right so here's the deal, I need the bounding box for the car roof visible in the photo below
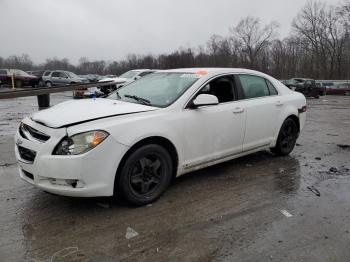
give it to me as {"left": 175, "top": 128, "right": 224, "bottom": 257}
{"left": 158, "top": 68, "right": 275, "bottom": 77}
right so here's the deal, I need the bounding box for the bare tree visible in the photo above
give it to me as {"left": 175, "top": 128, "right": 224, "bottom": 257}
{"left": 230, "top": 16, "right": 279, "bottom": 68}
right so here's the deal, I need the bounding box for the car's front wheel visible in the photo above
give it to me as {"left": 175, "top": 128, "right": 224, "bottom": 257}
{"left": 271, "top": 118, "right": 298, "bottom": 156}
{"left": 116, "top": 144, "right": 173, "bottom": 205}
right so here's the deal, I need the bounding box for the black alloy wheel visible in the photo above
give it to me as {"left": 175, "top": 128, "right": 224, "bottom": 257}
{"left": 116, "top": 144, "right": 173, "bottom": 205}
{"left": 271, "top": 118, "right": 298, "bottom": 156}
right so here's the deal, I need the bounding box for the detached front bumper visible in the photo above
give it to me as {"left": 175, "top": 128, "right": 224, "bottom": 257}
{"left": 15, "top": 118, "right": 128, "bottom": 197}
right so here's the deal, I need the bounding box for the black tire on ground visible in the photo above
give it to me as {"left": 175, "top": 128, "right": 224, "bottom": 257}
{"left": 45, "top": 81, "right": 52, "bottom": 87}
{"left": 115, "top": 144, "right": 173, "bottom": 205}
{"left": 271, "top": 118, "right": 298, "bottom": 156}
{"left": 15, "top": 80, "right": 22, "bottom": 88}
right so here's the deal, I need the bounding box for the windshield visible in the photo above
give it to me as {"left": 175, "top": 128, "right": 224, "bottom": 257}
{"left": 14, "top": 70, "right": 31, "bottom": 76}
{"left": 119, "top": 71, "right": 139, "bottom": 79}
{"left": 66, "top": 72, "right": 79, "bottom": 78}
{"left": 108, "top": 72, "right": 199, "bottom": 108}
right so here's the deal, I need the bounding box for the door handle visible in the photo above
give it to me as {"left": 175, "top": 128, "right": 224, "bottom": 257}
{"left": 232, "top": 107, "right": 244, "bottom": 114}
{"left": 276, "top": 101, "right": 284, "bottom": 106}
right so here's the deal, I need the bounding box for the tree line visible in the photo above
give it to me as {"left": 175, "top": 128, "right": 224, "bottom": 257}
{"left": 0, "top": 0, "right": 349, "bottom": 80}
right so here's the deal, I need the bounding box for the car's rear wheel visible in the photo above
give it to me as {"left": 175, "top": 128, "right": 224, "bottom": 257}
{"left": 116, "top": 144, "right": 173, "bottom": 205}
{"left": 271, "top": 118, "right": 298, "bottom": 156}
{"left": 46, "top": 81, "right": 52, "bottom": 87}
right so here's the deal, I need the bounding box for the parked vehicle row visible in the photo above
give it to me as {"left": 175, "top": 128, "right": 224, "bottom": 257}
{"left": 316, "top": 81, "right": 350, "bottom": 95}
{"left": 73, "top": 69, "right": 158, "bottom": 99}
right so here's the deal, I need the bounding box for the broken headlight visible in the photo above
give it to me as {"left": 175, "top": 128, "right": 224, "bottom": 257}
{"left": 53, "top": 130, "right": 109, "bottom": 155}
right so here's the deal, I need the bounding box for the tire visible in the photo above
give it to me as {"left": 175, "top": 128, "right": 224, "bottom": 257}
{"left": 115, "top": 144, "right": 173, "bottom": 205}
{"left": 45, "top": 81, "right": 52, "bottom": 87}
{"left": 15, "top": 80, "right": 22, "bottom": 88}
{"left": 271, "top": 118, "right": 298, "bottom": 156}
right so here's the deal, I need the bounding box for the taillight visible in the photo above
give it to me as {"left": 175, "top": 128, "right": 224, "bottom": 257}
{"left": 298, "top": 105, "right": 307, "bottom": 113}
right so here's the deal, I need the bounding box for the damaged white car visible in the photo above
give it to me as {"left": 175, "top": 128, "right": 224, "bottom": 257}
{"left": 15, "top": 68, "right": 306, "bottom": 205}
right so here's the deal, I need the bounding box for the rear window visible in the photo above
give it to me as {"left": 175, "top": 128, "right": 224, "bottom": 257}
{"left": 43, "top": 71, "right": 51, "bottom": 76}
{"left": 0, "top": 70, "right": 7, "bottom": 75}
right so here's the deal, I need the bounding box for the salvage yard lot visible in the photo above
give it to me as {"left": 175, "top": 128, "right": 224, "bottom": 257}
{"left": 0, "top": 95, "right": 350, "bottom": 261}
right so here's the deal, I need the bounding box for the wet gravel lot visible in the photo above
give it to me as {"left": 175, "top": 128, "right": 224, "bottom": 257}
{"left": 0, "top": 94, "right": 349, "bottom": 262}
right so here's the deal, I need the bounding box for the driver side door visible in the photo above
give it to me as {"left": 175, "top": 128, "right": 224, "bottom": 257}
{"left": 180, "top": 75, "right": 246, "bottom": 170}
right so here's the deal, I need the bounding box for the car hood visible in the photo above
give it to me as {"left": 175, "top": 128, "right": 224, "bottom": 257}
{"left": 99, "top": 77, "right": 128, "bottom": 83}
{"left": 31, "top": 98, "right": 158, "bottom": 128}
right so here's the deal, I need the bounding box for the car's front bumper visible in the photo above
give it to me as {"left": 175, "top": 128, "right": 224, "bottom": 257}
{"left": 15, "top": 118, "right": 129, "bottom": 197}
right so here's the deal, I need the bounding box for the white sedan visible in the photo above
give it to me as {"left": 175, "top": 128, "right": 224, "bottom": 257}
{"left": 15, "top": 68, "right": 306, "bottom": 205}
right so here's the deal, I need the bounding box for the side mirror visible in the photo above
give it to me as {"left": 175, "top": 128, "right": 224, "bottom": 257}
{"left": 192, "top": 94, "right": 219, "bottom": 108}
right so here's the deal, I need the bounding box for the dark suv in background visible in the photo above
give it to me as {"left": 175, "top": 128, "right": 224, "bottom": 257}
{"left": 285, "top": 78, "right": 326, "bottom": 98}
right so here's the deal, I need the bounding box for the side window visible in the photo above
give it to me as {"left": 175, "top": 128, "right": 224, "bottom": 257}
{"left": 266, "top": 80, "right": 278, "bottom": 95}
{"left": 239, "top": 75, "right": 270, "bottom": 99}
{"left": 0, "top": 70, "right": 7, "bottom": 75}
{"left": 43, "top": 71, "right": 51, "bottom": 76}
{"left": 197, "top": 76, "right": 235, "bottom": 103}
{"left": 59, "top": 72, "right": 68, "bottom": 78}
{"left": 51, "top": 72, "right": 60, "bottom": 77}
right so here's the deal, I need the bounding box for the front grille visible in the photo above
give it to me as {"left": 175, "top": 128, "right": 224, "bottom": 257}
{"left": 19, "top": 123, "right": 50, "bottom": 142}
{"left": 22, "top": 170, "right": 34, "bottom": 180}
{"left": 18, "top": 146, "right": 36, "bottom": 163}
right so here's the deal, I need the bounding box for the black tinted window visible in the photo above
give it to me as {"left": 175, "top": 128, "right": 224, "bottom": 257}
{"left": 0, "top": 70, "right": 7, "bottom": 75}
{"left": 51, "top": 72, "right": 60, "bottom": 77}
{"left": 239, "top": 75, "right": 270, "bottom": 99}
{"left": 266, "top": 80, "right": 278, "bottom": 95}
{"left": 198, "top": 76, "right": 235, "bottom": 103}
{"left": 43, "top": 71, "right": 51, "bottom": 76}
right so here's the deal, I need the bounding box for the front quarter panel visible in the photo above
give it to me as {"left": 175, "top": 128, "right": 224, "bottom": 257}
{"left": 67, "top": 110, "right": 185, "bottom": 174}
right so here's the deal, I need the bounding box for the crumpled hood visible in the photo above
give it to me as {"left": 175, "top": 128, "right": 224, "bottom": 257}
{"left": 31, "top": 99, "right": 158, "bottom": 128}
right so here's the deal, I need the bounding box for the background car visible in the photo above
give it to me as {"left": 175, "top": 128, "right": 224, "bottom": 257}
{"left": 98, "top": 69, "right": 158, "bottom": 95}
{"left": 285, "top": 78, "right": 325, "bottom": 98}
{"left": 27, "top": 70, "right": 47, "bottom": 86}
{"left": 78, "top": 74, "right": 103, "bottom": 83}
{"left": 73, "top": 86, "right": 104, "bottom": 99}
{"left": 0, "top": 69, "right": 39, "bottom": 88}
{"left": 325, "top": 83, "right": 350, "bottom": 95}
{"left": 41, "top": 70, "right": 88, "bottom": 87}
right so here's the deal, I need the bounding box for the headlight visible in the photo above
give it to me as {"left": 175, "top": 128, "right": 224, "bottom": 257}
{"left": 53, "top": 130, "right": 109, "bottom": 155}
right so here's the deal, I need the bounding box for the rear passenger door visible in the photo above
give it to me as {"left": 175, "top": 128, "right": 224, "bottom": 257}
{"left": 237, "top": 74, "right": 280, "bottom": 151}
{"left": 51, "top": 71, "right": 61, "bottom": 85}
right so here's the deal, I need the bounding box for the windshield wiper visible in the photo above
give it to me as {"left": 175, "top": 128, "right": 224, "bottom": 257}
{"left": 124, "top": 94, "right": 151, "bottom": 105}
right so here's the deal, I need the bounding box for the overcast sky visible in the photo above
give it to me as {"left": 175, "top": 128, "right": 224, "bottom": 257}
{"left": 0, "top": 0, "right": 338, "bottom": 64}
